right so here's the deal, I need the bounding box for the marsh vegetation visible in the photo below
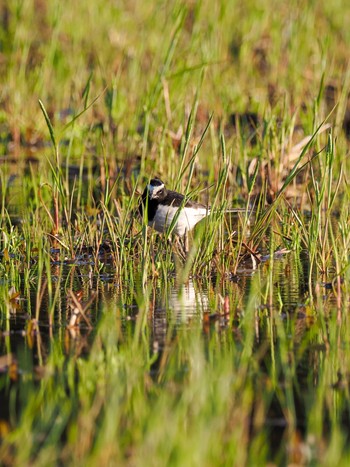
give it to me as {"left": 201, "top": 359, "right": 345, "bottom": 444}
{"left": 1, "top": 0, "right": 350, "bottom": 464}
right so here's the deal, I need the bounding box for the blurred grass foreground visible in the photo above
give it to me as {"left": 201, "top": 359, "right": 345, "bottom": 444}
{"left": 1, "top": 0, "right": 350, "bottom": 465}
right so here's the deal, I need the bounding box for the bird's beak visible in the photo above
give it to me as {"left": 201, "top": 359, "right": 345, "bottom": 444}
{"left": 147, "top": 184, "right": 156, "bottom": 199}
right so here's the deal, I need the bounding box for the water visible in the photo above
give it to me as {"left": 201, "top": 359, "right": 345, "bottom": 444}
{"left": 0, "top": 248, "right": 313, "bottom": 368}
{"left": 0, "top": 247, "right": 311, "bottom": 356}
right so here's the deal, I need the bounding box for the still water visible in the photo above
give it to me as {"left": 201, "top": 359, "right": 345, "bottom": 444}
{"left": 0, "top": 248, "right": 312, "bottom": 390}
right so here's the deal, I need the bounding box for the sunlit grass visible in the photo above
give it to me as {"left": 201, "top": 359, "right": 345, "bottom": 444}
{"left": 1, "top": 0, "right": 350, "bottom": 465}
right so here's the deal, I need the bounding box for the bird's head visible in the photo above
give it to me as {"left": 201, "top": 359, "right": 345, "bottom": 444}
{"left": 146, "top": 178, "right": 167, "bottom": 200}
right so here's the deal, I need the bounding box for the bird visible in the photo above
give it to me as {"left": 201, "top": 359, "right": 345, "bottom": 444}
{"left": 139, "top": 178, "right": 210, "bottom": 237}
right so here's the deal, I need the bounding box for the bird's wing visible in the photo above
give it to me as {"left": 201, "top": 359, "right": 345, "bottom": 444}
{"left": 165, "top": 190, "right": 207, "bottom": 209}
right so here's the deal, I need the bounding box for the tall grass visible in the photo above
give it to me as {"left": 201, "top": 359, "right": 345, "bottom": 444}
{"left": 1, "top": 0, "right": 350, "bottom": 465}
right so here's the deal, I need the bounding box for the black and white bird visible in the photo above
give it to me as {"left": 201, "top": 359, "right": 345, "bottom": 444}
{"left": 140, "top": 178, "right": 210, "bottom": 237}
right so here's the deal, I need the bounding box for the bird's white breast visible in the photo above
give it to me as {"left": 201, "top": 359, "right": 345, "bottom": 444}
{"left": 150, "top": 205, "right": 208, "bottom": 236}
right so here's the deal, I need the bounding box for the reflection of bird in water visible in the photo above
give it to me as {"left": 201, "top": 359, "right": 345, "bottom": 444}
{"left": 169, "top": 280, "right": 210, "bottom": 320}
{"left": 151, "top": 280, "right": 210, "bottom": 349}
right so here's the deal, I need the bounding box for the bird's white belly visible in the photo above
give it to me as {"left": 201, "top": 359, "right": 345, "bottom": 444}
{"left": 150, "top": 205, "right": 208, "bottom": 236}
